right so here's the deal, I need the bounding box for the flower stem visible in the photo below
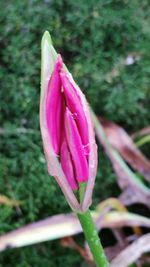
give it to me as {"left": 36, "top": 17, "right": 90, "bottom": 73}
{"left": 77, "top": 209, "right": 109, "bottom": 267}
{"left": 79, "top": 182, "right": 87, "bottom": 204}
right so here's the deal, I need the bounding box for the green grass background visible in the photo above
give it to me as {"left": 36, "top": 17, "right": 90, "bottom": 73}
{"left": 0, "top": 0, "right": 150, "bottom": 266}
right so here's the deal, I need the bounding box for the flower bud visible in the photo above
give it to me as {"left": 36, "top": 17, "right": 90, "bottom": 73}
{"left": 40, "top": 31, "right": 98, "bottom": 212}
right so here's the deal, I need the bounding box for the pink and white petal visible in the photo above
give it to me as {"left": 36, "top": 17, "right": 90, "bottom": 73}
{"left": 65, "top": 108, "right": 88, "bottom": 183}
{"left": 66, "top": 74, "right": 98, "bottom": 211}
{"left": 46, "top": 56, "right": 63, "bottom": 154}
{"left": 60, "top": 72, "right": 89, "bottom": 148}
{"left": 40, "top": 31, "right": 81, "bottom": 211}
{"left": 61, "top": 141, "right": 78, "bottom": 190}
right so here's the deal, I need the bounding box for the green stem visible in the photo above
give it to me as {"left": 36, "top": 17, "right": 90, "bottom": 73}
{"left": 77, "top": 210, "right": 109, "bottom": 267}
{"left": 79, "top": 182, "right": 87, "bottom": 204}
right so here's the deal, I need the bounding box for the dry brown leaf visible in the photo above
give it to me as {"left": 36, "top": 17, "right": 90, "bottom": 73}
{"left": 0, "top": 213, "right": 83, "bottom": 251}
{"left": 91, "top": 112, "right": 150, "bottom": 207}
{"left": 60, "top": 237, "right": 91, "bottom": 261}
{"left": 99, "top": 118, "right": 150, "bottom": 182}
{"left": 137, "top": 255, "right": 150, "bottom": 266}
{"left": 100, "top": 211, "right": 150, "bottom": 228}
{"left": 0, "top": 194, "right": 22, "bottom": 206}
{"left": 132, "top": 126, "right": 150, "bottom": 139}
{"left": 105, "top": 243, "right": 127, "bottom": 262}
{"left": 97, "top": 198, "right": 142, "bottom": 235}
{"left": 0, "top": 210, "right": 150, "bottom": 252}
{"left": 110, "top": 233, "right": 150, "bottom": 267}
{"left": 110, "top": 157, "right": 150, "bottom": 207}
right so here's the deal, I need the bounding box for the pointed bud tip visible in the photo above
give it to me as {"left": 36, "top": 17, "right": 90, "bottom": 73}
{"left": 60, "top": 70, "right": 70, "bottom": 77}
{"left": 55, "top": 54, "right": 63, "bottom": 70}
{"left": 60, "top": 72, "right": 72, "bottom": 89}
{"left": 42, "top": 31, "right": 53, "bottom": 46}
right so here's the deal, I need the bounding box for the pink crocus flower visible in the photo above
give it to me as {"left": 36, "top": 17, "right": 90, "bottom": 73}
{"left": 40, "top": 31, "right": 97, "bottom": 212}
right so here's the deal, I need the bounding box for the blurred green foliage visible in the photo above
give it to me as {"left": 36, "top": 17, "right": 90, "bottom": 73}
{"left": 0, "top": 0, "right": 150, "bottom": 266}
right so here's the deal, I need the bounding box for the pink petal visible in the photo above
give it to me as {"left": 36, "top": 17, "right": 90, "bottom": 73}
{"left": 63, "top": 76, "right": 98, "bottom": 211}
{"left": 60, "top": 141, "right": 78, "bottom": 190}
{"left": 60, "top": 72, "right": 89, "bottom": 152}
{"left": 46, "top": 55, "right": 63, "bottom": 154}
{"left": 41, "top": 31, "right": 98, "bottom": 212}
{"left": 65, "top": 108, "right": 88, "bottom": 183}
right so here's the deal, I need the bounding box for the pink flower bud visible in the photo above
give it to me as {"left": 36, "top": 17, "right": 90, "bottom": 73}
{"left": 65, "top": 108, "right": 88, "bottom": 183}
{"left": 60, "top": 141, "right": 78, "bottom": 191}
{"left": 60, "top": 71, "right": 89, "bottom": 150}
{"left": 40, "top": 31, "right": 98, "bottom": 212}
{"left": 46, "top": 55, "right": 63, "bottom": 154}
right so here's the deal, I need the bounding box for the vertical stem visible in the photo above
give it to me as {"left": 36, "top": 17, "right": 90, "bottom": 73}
{"left": 79, "top": 182, "right": 87, "bottom": 204}
{"left": 77, "top": 209, "right": 109, "bottom": 267}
